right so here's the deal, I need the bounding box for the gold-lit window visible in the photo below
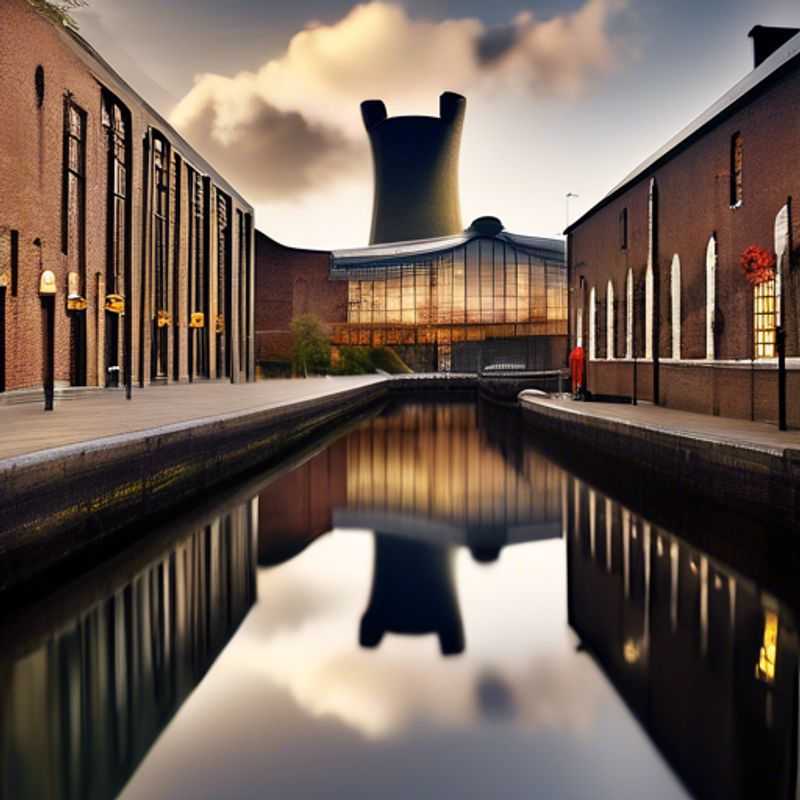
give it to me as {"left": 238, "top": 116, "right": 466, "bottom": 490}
{"left": 755, "top": 608, "right": 778, "bottom": 684}
{"left": 754, "top": 278, "right": 776, "bottom": 359}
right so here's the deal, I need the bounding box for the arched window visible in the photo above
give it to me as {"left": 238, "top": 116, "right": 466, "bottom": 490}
{"left": 645, "top": 178, "right": 656, "bottom": 359}
{"left": 588, "top": 286, "right": 596, "bottom": 360}
{"left": 625, "top": 268, "right": 633, "bottom": 358}
{"left": 606, "top": 279, "right": 615, "bottom": 359}
{"left": 774, "top": 204, "right": 789, "bottom": 329}
{"left": 753, "top": 203, "right": 790, "bottom": 359}
{"left": 730, "top": 133, "right": 743, "bottom": 207}
{"left": 670, "top": 254, "right": 681, "bottom": 359}
{"left": 706, "top": 235, "right": 717, "bottom": 359}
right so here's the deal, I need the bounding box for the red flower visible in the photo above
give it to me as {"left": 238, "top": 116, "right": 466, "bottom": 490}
{"left": 740, "top": 245, "right": 776, "bottom": 287}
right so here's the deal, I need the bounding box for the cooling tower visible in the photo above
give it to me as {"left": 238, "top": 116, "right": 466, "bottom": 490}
{"left": 361, "top": 91, "right": 466, "bottom": 245}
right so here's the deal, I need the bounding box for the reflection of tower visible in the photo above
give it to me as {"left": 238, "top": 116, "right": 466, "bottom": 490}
{"left": 361, "top": 92, "right": 466, "bottom": 244}
{"left": 360, "top": 534, "right": 465, "bottom": 655}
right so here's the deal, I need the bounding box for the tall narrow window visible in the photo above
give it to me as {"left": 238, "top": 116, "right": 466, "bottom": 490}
{"left": 188, "top": 170, "right": 209, "bottom": 378}
{"left": 62, "top": 96, "right": 86, "bottom": 288}
{"left": 646, "top": 179, "right": 656, "bottom": 359}
{"left": 754, "top": 279, "right": 777, "bottom": 359}
{"left": 588, "top": 286, "right": 596, "bottom": 360}
{"left": 103, "top": 94, "right": 130, "bottom": 386}
{"left": 576, "top": 307, "right": 583, "bottom": 348}
{"left": 152, "top": 134, "right": 170, "bottom": 379}
{"left": 606, "top": 280, "right": 615, "bottom": 359}
{"left": 730, "top": 133, "right": 743, "bottom": 207}
{"left": 216, "top": 191, "right": 232, "bottom": 378}
{"left": 670, "top": 254, "right": 681, "bottom": 359}
{"left": 706, "top": 235, "right": 717, "bottom": 360}
{"left": 619, "top": 208, "right": 628, "bottom": 250}
{"left": 625, "top": 268, "right": 633, "bottom": 358}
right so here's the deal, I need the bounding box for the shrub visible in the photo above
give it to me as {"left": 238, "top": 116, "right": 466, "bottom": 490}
{"left": 290, "top": 314, "right": 331, "bottom": 376}
{"left": 332, "top": 346, "right": 374, "bottom": 375}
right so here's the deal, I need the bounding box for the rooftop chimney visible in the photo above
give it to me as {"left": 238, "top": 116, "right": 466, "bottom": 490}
{"left": 748, "top": 25, "right": 800, "bottom": 68}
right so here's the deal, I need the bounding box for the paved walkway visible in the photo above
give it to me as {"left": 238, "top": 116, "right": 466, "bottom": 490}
{"left": 0, "top": 377, "right": 387, "bottom": 461}
{"left": 519, "top": 393, "right": 800, "bottom": 456}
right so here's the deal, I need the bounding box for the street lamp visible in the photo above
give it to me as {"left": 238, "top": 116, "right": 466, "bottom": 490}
{"left": 565, "top": 192, "right": 579, "bottom": 230}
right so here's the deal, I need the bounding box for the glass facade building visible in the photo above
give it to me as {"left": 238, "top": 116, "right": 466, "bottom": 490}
{"left": 330, "top": 222, "right": 567, "bottom": 371}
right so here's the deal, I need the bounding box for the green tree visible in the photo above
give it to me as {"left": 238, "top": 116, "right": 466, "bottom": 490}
{"left": 290, "top": 314, "right": 331, "bottom": 377}
{"left": 28, "top": 0, "right": 87, "bottom": 28}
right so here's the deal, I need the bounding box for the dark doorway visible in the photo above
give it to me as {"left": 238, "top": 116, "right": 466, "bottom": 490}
{"left": 70, "top": 311, "right": 87, "bottom": 386}
{"left": 42, "top": 295, "right": 55, "bottom": 410}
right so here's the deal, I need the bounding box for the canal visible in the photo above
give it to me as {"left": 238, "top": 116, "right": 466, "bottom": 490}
{"left": 1, "top": 394, "right": 797, "bottom": 800}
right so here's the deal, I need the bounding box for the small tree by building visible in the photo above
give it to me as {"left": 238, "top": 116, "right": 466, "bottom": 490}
{"left": 290, "top": 314, "right": 331, "bottom": 377}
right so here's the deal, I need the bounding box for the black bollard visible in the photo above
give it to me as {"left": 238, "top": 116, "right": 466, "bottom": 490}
{"left": 777, "top": 325, "right": 787, "bottom": 431}
{"left": 42, "top": 295, "right": 55, "bottom": 411}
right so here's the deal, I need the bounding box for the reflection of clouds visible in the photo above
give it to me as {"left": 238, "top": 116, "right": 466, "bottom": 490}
{"left": 120, "top": 531, "right": 688, "bottom": 800}
{"left": 235, "top": 533, "right": 604, "bottom": 739}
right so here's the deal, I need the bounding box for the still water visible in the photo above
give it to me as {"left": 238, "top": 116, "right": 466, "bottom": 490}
{"left": 1, "top": 396, "right": 797, "bottom": 800}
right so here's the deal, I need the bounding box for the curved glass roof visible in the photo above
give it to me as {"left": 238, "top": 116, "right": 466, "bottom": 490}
{"left": 331, "top": 223, "right": 565, "bottom": 270}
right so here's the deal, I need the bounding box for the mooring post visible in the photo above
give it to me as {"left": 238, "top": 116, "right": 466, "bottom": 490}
{"left": 42, "top": 295, "right": 55, "bottom": 412}
{"left": 777, "top": 325, "right": 787, "bottom": 431}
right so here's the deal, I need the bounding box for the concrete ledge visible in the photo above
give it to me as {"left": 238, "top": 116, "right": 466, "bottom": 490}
{"left": 0, "top": 381, "right": 389, "bottom": 595}
{"left": 519, "top": 395, "right": 800, "bottom": 528}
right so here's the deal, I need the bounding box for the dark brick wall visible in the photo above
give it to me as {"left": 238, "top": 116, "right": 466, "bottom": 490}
{"left": 254, "top": 230, "right": 346, "bottom": 362}
{"left": 570, "top": 50, "right": 800, "bottom": 423}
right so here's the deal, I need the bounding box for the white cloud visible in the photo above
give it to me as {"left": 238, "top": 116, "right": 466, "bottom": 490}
{"left": 170, "top": 0, "right": 631, "bottom": 202}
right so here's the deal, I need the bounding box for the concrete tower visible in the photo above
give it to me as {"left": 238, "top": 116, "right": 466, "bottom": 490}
{"left": 361, "top": 91, "right": 466, "bottom": 245}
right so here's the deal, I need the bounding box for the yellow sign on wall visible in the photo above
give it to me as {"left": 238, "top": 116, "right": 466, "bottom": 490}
{"left": 105, "top": 294, "right": 125, "bottom": 314}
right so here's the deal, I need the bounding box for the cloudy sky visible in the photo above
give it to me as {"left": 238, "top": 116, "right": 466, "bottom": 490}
{"left": 74, "top": 0, "right": 799, "bottom": 249}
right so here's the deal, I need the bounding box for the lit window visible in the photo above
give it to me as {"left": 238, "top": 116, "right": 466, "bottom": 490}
{"left": 730, "top": 133, "right": 743, "bottom": 207}
{"left": 754, "top": 278, "right": 777, "bottom": 359}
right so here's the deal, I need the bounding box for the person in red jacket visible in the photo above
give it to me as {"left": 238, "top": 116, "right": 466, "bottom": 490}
{"left": 569, "top": 345, "right": 585, "bottom": 396}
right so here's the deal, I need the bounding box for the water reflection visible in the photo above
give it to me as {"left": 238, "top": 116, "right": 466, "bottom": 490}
{"left": 258, "top": 400, "right": 563, "bottom": 570}
{"left": 566, "top": 477, "right": 799, "bottom": 800}
{"left": 0, "top": 500, "right": 258, "bottom": 800}
{"left": 1, "top": 398, "right": 799, "bottom": 800}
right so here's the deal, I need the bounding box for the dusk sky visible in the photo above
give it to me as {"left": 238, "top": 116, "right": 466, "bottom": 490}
{"left": 75, "top": 0, "right": 800, "bottom": 249}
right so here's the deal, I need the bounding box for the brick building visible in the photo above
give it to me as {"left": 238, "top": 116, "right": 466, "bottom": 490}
{"left": 0, "top": 0, "right": 255, "bottom": 397}
{"left": 254, "top": 231, "right": 346, "bottom": 365}
{"left": 566, "top": 26, "right": 800, "bottom": 425}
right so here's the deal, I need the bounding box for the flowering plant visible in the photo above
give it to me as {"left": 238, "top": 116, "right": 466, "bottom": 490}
{"left": 740, "top": 245, "right": 776, "bottom": 287}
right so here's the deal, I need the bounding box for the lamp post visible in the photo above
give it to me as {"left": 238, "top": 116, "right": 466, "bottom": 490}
{"left": 565, "top": 193, "right": 579, "bottom": 230}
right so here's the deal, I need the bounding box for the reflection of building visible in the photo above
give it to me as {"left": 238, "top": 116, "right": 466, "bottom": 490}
{"left": 360, "top": 535, "right": 465, "bottom": 655}
{"left": 1, "top": 0, "right": 255, "bottom": 395}
{"left": 0, "top": 499, "right": 258, "bottom": 800}
{"left": 257, "top": 441, "right": 347, "bottom": 566}
{"left": 335, "top": 401, "right": 564, "bottom": 558}
{"left": 254, "top": 94, "right": 566, "bottom": 372}
{"left": 254, "top": 400, "right": 564, "bottom": 568}
{"left": 566, "top": 477, "right": 799, "bottom": 800}
{"left": 567, "top": 26, "right": 800, "bottom": 424}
